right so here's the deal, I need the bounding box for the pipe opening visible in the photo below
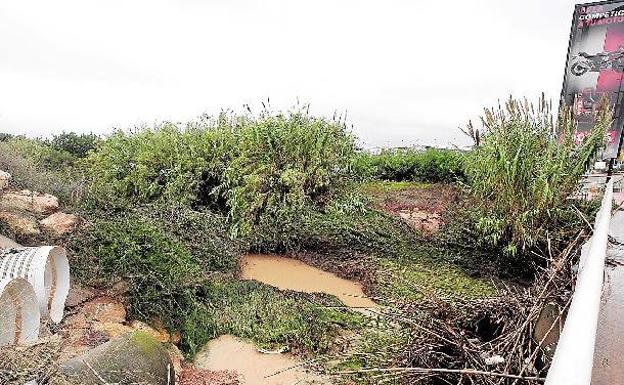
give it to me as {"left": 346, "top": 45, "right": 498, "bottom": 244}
{"left": 0, "top": 246, "right": 70, "bottom": 323}
{"left": 0, "top": 278, "right": 40, "bottom": 346}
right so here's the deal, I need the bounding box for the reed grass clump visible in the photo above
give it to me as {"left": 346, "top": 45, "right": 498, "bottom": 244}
{"left": 85, "top": 107, "right": 357, "bottom": 240}
{"left": 462, "top": 95, "right": 608, "bottom": 256}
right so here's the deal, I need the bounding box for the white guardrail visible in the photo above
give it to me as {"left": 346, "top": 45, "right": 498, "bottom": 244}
{"left": 545, "top": 179, "right": 614, "bottom": 385}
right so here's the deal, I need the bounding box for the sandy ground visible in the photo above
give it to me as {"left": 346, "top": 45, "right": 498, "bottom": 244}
{"left": 194, "top": 335, "right": 327, "bottom": 385}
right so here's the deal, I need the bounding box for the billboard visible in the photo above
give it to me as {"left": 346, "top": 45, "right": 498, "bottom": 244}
{"left": 562, "top": 0, "right": 624, "bottom": 158}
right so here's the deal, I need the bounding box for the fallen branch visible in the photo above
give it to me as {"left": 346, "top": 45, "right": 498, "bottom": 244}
{"left": 333, "top": 367, "right": 545, "bottom": 382}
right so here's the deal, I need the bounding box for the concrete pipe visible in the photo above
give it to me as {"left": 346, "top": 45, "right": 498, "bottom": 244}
{"left": 0, "top": 278, "right": 40, "bottom": 346}
{"left": 0, "top": 246, "right": 70, "bottom": 323}
{"left": 62, "top": 331, "right": 176, "bottom": 385}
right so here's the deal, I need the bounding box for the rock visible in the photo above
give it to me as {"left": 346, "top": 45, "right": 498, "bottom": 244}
{"left": 0, "top": 234, "right": 20, "bottom": 248}
{"left": 131, "top": 320, "right": 173, "bottom": 343}
{"left": 62, "top": 331, "right": 176, "bottom": 385}
{"left": 0, "top": 171, "right": 10, "bottom": 190}
{"left": 0, "top": 191, "right": 59, "bottom": 215}
{"left": 93, "top": 322, "right": 134, "bottom": 339}
{"left": 32, "top": 193, "right": 60, "bottom": 214}
{"left": 40, "top": 212, "right": 79, "bottom": 237}
{"left": 65, "top": 287, "right": 97, "bottom": 308}
{"left": 0, "top": 211, "right": 40, "bottom": 237}
{"left": 0, "top": 193, "right": 32, "bottom": 212}
{"left": 63, "top": 312, "right": 89, "bottom": 331}
{"left": 81, "top": 296, "right": 126, "bottom": 324}
{"left": 167, "top": 344, "right": 185, "bottom": 377}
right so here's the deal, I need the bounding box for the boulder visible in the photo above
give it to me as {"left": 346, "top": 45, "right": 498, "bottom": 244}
{"left": 0, "top": 191, "right": 59, "bottom": 215}
{"left": 40, "top": 212, "right": 79, "bottom": 237}
{"left": 62, "top": 331, "right": 176, "bottom": 385}
{"left": 0, "top": 211, "right": 40, "bottom": 237}
{"left": 32, "top": 193, "right": 60, "bottom": 214}
{"left": 81, "top": 296, "right": 127, "bottom": 324}
{"left": 131, "top": 320, "right": 174, "bottom": 343}
{"left": 0, "top": 171, "right": 10, "bottom": 190}
{"left": 0, "top": 234, "right": 20, "bottom": 248}
{"left": 65, "top": 286, "right": 97, "bottom": 308}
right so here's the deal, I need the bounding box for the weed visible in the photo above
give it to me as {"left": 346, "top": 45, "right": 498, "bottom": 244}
{"left": 462, "top": 96, "right": 607, "bottom": 257}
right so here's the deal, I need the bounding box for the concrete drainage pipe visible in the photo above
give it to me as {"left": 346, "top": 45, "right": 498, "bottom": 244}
{"left": 0, "top": 246, "right": 70, "bottom": 323}
{"left": 0, "top": 278, "right": 40, "bottom": 346}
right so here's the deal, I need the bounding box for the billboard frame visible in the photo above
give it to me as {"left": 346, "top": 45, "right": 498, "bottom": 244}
{"left": 560, "top": 0, "right": 624, "bottom": 171}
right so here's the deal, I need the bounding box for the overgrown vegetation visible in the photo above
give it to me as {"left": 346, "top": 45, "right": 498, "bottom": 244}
{"left": 86, "top": 109, "right": 356, "bottom": 241}
{"left": 0, "top": 140, "right": 84, "bottom": 203}
{"left": 70, "top": 207, "right": 362, "bottom": 357}
{"left": 354, "top": 147, "right": 465, "bottom": 183}
{"left": 461, "top": 97, "right": 607, "bottom": 256}
{"left": 0, "top": 95, "right": 605, "bottom": 382}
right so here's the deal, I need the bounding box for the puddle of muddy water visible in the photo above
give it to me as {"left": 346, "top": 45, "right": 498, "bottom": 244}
{"left": 240, "top": 254, "right": 377, "bottom": 308}
{"left": 194, "top": 335, "right": 327, "bottom": 385}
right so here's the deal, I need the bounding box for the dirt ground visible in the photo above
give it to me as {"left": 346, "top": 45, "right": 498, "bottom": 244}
{"left": 361, "top": 181, "right": 461, "bottom": 236}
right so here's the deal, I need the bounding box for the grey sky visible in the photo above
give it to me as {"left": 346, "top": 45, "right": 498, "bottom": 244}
{"left": 0, "top": 0, "right": 579, "bottom": 147}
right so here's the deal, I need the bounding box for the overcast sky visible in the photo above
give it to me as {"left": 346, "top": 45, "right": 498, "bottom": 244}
{"left": 0, "top": 0, "right": 580, "bottom": 147}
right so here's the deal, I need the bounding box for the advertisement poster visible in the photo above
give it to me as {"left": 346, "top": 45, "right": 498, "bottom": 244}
{"left": 562, "top": 0, "right": 624, "bottom": 158}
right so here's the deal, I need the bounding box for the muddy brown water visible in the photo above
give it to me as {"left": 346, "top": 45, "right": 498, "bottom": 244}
{"left": 240, "top": 254, "right": 377, "bottom": 308}
{"left": 194, "top": 255, "right": 376, "bottom": 383}
{"left": 194, "top": 335, "right": 327, "bottom": 385}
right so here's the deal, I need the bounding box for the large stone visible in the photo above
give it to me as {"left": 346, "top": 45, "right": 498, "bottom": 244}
{"left": 533, "top": 302, "right": 562, "bottom": 357}
{"left": 0, "top": 191, "right": 59, "bottom": 215}
{"left": 40, "top": 212, "right": 79, "bottom": 236}
{"left": 0, "top": 234, "right": 20, "bottom": 248}
{"left": 65, "top": 286, "right": 97, "bottom": 308}
{"left": 81, "top": 296, "right": 127, "bottom": 324}
{"left": 62, "top": 331, "right": 176, "bottom": 385}
{"left": 0, "top": 171, "right": 10, "bottom": 190}
{"left": 32, "top": 192, "right": 60, "bottom": 214}
{"left": 93, "top": 322, "right": 134, "bottom": 339}
{"left": 131, "top": 320, "right": 174, "bottom": 343}
{"left": 0, "top": 211, "right": 40, "bottom": 237}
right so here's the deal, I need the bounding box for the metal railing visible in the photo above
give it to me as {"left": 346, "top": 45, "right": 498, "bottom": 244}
{"left": 544, "top": 179, "right": 614, "bottom": 385}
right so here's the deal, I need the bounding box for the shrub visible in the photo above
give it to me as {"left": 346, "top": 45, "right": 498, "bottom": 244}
{"left": 85, "top": 124, "right": 232, "bottom": 205}
{"left": 462, "top": 96, "right": 607, "bottom": 256}
{"left": 49, "top": 132, "right": 99, "bottom": 158}
{"left": 353, "top": 148, "right": 465, "bottom": 183}
{"left": 5, "top": 137, "right": 75, "bottom": 169}
{"left": 0, "top": 140, "right": 85, "bottom": 204}
{"left": 223, "top": 110, "right": 356, "bottom": 237}
{"left": 85, "top": 108, "right": 357, "bottom": 241}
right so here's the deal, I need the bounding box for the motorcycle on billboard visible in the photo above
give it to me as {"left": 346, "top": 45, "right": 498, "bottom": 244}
{"left": 561, "top": 1, "right": 624, "bottom": 159}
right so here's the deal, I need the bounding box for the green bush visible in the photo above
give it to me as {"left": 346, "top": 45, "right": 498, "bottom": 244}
{"left": 353, "top": 148, "right": 465, "bottom": 183}
{"left": 463, "top": 96, "right": 607, "bottom": 256}
{"left": 5, "top": 137, "right": 76, "bottom": 169}
{"left": 49, "top": 132, "right": 99, "bottom": 159}
{"left": 85, "top": 108, "right": 356, "bottom": 240}
{"left": 85, "top": 123, "right": 233, "bottom": 205}
{"left": 0, "top": 140, "right": 85, "bottom": 204}
{"left": 223, "top": 111, "right": 356, "bottom": 237}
